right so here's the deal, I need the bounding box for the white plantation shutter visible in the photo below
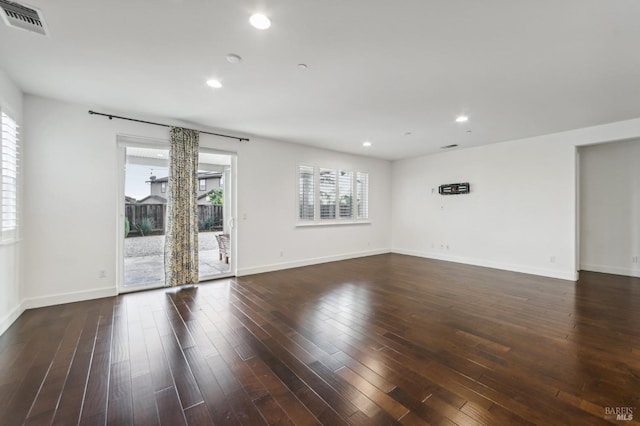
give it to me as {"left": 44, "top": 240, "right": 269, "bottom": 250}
{"left": 319, "top": 168, "right": 337, "bottom": 219}
{"left": 297, "top": 165, "right": 368, "bottom": 223}
{"left": 298, "top": 165, "right": 315, "bottom": 220}
{"left": 357, "top": 172, "right": 369, "bottom": 219}
{"left": 339, "top": 170, "right": 353, "bottom": 218}
{"left": 1, "top": 112, "right": 19, "bottom": 240}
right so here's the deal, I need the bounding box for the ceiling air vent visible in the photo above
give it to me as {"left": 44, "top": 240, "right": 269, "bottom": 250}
{"left": 0, "top": 0, "right": 48, "bottom": 35}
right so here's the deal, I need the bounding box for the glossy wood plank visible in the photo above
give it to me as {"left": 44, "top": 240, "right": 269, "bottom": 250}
{"left": 183, "top": 402, "right": 215, "bottom": 426}
{"left": 1, "top": 254, "right": 639, "bottom": 424}
{"left": 53, "top": 307, "right": 102, "bottom": 425}
{"left": 155, "top": 386, "right": 187, "bottom": 426}
{"left": 79, "top": 305, "right": 114, "bottom": 425}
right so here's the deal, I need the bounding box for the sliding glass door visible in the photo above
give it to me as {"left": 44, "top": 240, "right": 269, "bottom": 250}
{"left": 119, "top": 142, "right": 234, "bottom": 292}
{"left": 122, "top": 146, "right": 169, "bottom": 289}
{"left": 195, "top": 151, "right": 233, "bottom": 281}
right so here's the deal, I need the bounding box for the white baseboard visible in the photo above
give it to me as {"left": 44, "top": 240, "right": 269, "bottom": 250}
{"left": 1, "top": 286, "right": 118, "bottom": 337}
{"left": 0, "top": 301, "right": 25, "bottom": 336}
{"left": 392, "top": 248, "right": 578, "bottom": 281}
{"left": 580, "top": 263, "right": 640, "bottom": 278}
{"left": 237, "top": 248, "right": 391, "bottom": 276}
{"left": 22, "top": 286, "right": 118, "bottom": 310}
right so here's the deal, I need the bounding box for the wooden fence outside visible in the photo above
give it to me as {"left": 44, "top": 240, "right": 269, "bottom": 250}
{"left": 198, "top": 204, "right": 224, "bottom": 229}
{"left": 125, "top": 204, "right": 223, "bottom": 235}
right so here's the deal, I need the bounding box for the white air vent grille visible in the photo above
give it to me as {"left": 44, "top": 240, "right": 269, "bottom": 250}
{"left": 0, "top": 0, "right": 47, "bottom": 35}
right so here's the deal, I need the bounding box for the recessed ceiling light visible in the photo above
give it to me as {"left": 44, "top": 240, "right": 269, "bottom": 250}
{"left": 404, "top": 131, "right": 412, "bottom": 136}
{"left": 455, "top": 115, "right": 469, "bottom": 123}
{"left": 226, "top": 53, "right": 242, "bottom": 64}
{"left": 362, "top": 141, "right": 372, "bottom": 147}
{"left": 441, "top": 144, "right": 459, "bottom": 149}
{"left": 206, "top": 79, "right": 222, "bottom": 88}
{"left": 249, "top": 13, "right": 271, "bottom": 29}
{"left": 297, "top": 63, "right": 308, "bottom": 70}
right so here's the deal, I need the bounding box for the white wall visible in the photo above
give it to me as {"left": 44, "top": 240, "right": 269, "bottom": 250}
{"left": 580, "top": 139, "right": 640, "bottom": 277}
{"left": 22, "top": 95, "right": 391, "bottom": 306}
{"left": 0, "top": 69, "right": 23, "bottom": 335}
{"left": 392, "top": 118, "right": 640, "bottom": 281}
{"left": 236, "top": 138, "right": 391, "bottom": 275}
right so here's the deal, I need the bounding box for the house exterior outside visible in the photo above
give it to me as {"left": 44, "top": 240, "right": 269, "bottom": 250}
{"left": 136, "top": 195, "right": 167, "bottom": 205}
{"left": 143, "top": 171, "right": 223, "bottom": 205}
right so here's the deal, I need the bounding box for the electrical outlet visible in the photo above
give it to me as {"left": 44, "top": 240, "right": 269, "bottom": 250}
{"left": 549, "top": 256, "right": 556, "bottom": 264}
{"left": 98, "top": 270, "right": 106, "bottom": 278}
{"left": 632, "top": 256, "right": 639, "bottom": 264}
{"left": 446, "top": 244, "right": 450, "bottom": 250}
{"left": 279, "top": 250, "right": 284, "bottom": 257}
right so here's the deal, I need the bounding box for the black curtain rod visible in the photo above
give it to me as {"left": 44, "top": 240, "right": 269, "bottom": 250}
{"left": 88, "top": 110, "right": 249, "bottom": 142}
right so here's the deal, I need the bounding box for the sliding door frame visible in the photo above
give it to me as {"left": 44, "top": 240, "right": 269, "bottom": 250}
{"left": 198, "top": 148, "right": 237, "bottom": 283}
{"left": 116, "top": 134, "right": 237, "bottom": 294}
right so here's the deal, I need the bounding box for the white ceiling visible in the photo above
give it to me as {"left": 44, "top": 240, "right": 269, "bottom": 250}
{"left": 1, "top": 0, "right": 639, "bottom": 160}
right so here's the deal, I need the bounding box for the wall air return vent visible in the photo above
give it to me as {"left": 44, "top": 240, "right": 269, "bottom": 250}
{"left": 0, "top": 0, "right": 48, "bottom": 35}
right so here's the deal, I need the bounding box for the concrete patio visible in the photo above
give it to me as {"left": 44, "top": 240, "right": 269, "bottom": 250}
{"left": 124, "top": 232, "right": 230, "bottom": 286}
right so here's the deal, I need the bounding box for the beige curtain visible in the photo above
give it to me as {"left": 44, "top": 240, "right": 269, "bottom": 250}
{"left": 164, "top": 127, "right": 199, "bottom": 286}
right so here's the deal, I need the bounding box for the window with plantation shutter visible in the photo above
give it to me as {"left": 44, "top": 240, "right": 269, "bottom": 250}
{"left": 339, "top": 170, "right": 353, "bottom": 218}
{"left": 357, "top": 172, "right": 369, "bottom": 219}
{"left": 1, "top": 111, "right": 19, "bottom": 241}
{"left": 298, "top": 165, "right": 315, "bottom": 220}
{"left": 297, "top": 164, "right": 369, "bottom": 224}
{"left": 319, "top": 168, "right": 337, "bottom": 220}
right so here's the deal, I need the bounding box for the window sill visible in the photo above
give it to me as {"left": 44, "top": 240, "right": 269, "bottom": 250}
{"left": 296, "top": 221, "right": 371, "bottom": 228}
{"left": 0, "top": 238, "right": 20, "bottom": 246}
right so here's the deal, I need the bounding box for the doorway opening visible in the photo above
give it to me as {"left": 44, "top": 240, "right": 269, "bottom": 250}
{"left": 577, "top": 139, "right": 640, "bottom": 278}
{"left": 118, "top": 141, "right": 235, "bottom": 292}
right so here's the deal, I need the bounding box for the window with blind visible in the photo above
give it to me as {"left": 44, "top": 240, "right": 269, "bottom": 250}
{"left": 357, "top": 172, "right": 369, "bottom": 219}
{"left": 298, "top": 164, "right": 368, "bottom": 223}
{"left": 339, "top": 170, "right": 353, "bottom": 218}
{"left": 298, "top": 165, "right": 315, "bottom": 220}
{"left": 1, "top": 111, "right": 19, "bottom": 241}
{"left": 319, "top": 168, "right": 337, "bottom": 219}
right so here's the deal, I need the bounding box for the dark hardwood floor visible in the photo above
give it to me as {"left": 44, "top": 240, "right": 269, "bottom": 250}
{"left": 1, "top": 253, "right": 639, "bottom": 425}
